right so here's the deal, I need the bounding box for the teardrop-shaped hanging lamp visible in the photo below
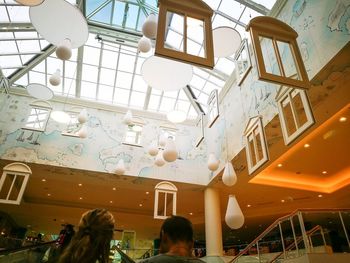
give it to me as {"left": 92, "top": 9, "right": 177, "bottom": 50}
{"left": 138, "top": 36, "right": 152, "bottom": 53}
{"left": 163, "top": 138, "right": 178, "bottom": 162}
{"left": 78, "top": 109, "right": 88, "bottom": 124}
{"left": 56, "top": 38, "right": 72, "bottom": 61}
{"left": 155, "top": 150, "right": 166, "bottom": 167}
{"left": 142, "top": 13, "right": 158, "bottom": 39}
{"left": 222, "top": 162, "right": 237, "bottom": 186}
{"left": 123, "top": 110, "right": 133, "bottom": 125}
{"left": 225, "top": 195, "right": 244, "bottom": 229}
{"left": 49, "top": 69, "right": 61, "bottom": 86}
{"left": 207, "top": 153, "right": 219, "bottom": 171}
{"left": 148, "top": 140, "right": 159, "bottom": 156}
{"left": 77, "top": 126, "right": 88, "bottom": 139}
{"left": 114, "top": 159, "right": 126, "bottom": 175}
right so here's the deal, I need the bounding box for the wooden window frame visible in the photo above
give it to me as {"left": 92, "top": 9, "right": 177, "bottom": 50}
{"left": 154, "top": 181, "right": 177, "bottom": 220}
{"left": 234, "top": 38, "right": 252, "bottom": 86}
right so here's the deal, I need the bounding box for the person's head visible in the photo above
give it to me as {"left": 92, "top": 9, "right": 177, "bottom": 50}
{"left": 59, "top": 209, "right": 115, "bottom": 263}
{"left": 159, "top": 216, "right": 194, "bottom": 255}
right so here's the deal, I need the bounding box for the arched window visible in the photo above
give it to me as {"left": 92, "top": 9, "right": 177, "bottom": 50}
{"left": 154, "top": 181, "right": 177, "bottom": 219}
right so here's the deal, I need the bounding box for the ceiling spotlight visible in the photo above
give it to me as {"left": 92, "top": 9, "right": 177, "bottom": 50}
{"left": 304, "top": 143, "right": 310, "bottom": 148}
{"left": 339, "top": 117, "right": 347, "bottom": 122}
{"left": 277, "top": 164, "right": 283, "bottom": 167}
{"left": 318, "top": 194, "right": 323, "bottom": 198}
{"left": 110, "top": 200, "right": 113, "bottom": 203}
{"left": 78, "top": 183, "right": 82, "bottom": 186}
{"left": 247, "top": 204, "right": 251, "bottom": 208}
{"left": 42, "top": 179, "right": 46, "bottom": 182}
{"left": 189, "top": 212, "right": 193, "bottom": 215}
{"left": 139, "top": 203, "right": 143, "bottom": 207}
{"left": 146, "top": 191, "right": 149, "bottom": 195}
{"left": 281, "top": 199, "right": 285, "bottom": 203}
{"left": 47, "top": 193, "right": 51, "bottom": 196}
{"left": 79, "top": 197, "right": 83, "bottom": 200}
{"left": 322, "top": 171, "right": 327, "bottom": 175}
{"left": 113, "top": 187, "right": 116, "bottom": 191}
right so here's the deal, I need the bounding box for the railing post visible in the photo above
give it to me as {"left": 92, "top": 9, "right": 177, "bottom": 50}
{"left": 339, "top": 211, "right": 350, "bottom": 249}
{"left": 297, "top": 211, "right": 310, "bottom": 253}
{"left": 278, "top": 222, "right": 286, "bottom": 259}
{"left": 257, "top": 241, "right": 261, "bottom": 263}
{"left": 290, "top": 216, "right": 299, "bottom": 257}
{"left": 320, "top": 227, "right": 328, "bottom": 253}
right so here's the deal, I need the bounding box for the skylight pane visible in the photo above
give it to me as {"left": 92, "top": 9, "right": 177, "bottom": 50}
{"left": 64, "top": 61, "right": 77, "bottom": 79}
{"left": 29, "top": 71, "right": 45, "bottom": 84}
{"left": 129, "top": 91, "right": 146, "bottom": 109}
{"left": 240, "top": 8, "right": 262, "bottom": 24}
{"left": 81, "top": 81, "right": 97, "bottom": 99}
{"left": 0, "top": 41, "right": 17, "bottom": 53}
{"left": 102, "top": 50, "right": 118, "bottom": 69}
{"left": 112, "top": 1, "right": 126, "bottom": 27}
{"left": 7, "top": 6, "right": 30, "bottom": 22}
{"left": 47, "top": 57, "right": 63, "bottom": 74}
{"left": 215, "top": 58, "right": 235, "bottom": 75}
{"left": 159, "top": 97, "right": 175, "bottom": 112}
{"left": 218, "top": 0, "right": 245, "bottom": 20}
{"left": 0, "top": 7, "right": 9, "bottom": 22}
{"left": 90, "top": 1, "right": 113, "bottom": 24}
{"left": 148, "top": 94, "right": 160, "bottom": 111}
{"left": 16, "top": 40, "right": 40, "bottom": 53}
{"left": 116, "top": 71, "right": 132, "bottom": 89}
{"left": 212, "top": 14, "right": 236, "bottom": 28}
{"left": 100, "top": 68, "right": 115, "bottom": 86}
{"left": 118, "top": 53, "right": 135, "bottom": 72}
{"left": 113, "top": 88, "right": 130, "bottom": 106}
{"left": 97, "top": 84, "right": 114, "bottom": 103}
{"left": 86, "top": 0, "right": 103, "bottom": 16}
{"left": 32, "top": 61, "right": 45, "bottom": 73}
{"left": 163, "top": 90, "right": 178, "bottom": 99}
{"left": 64, "top": 78, "right": 76, "bottom": 96}
{"left": 83, "top": 46, "right": 100, "bottom": 65}
{"left": 0, "top": 56, "right": 21, "bottom": 67}
{"left": 253, "top": 0, "right": 277, "bottom": 9}
{"left": 125, "top": 4, "right": 139, "bottom": 29}
{"left": 82, "top": 64, "right": 98, "bottom": 82}
{"left": 132, "top": 75, "right": 148, "bottom": 92}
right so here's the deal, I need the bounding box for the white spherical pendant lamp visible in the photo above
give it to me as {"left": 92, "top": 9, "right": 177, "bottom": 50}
{"left": 77, "top": 126, "right": 88, "bottom": 139}
{"left": 163, "top": 138, "right": 178, "bottom": 162}
{"left": 142, "top": 14, "right": 157, "bottom": 39}
{"left": 222, "top": 162, "right": 237, "bottom": 186}
{"left": 49, "top": 69, "right": 61, "bottom": 86}
{"left": 167, "top": 110, "right": 186, "bottom": 123}
{"left": 225, "top": 195, "right": 244, "bottom": 229}
{"left": 114, "top": 159, "right": 126, "bottom": 175}
{"left": 207, "top": 153, "right": 220, "bottom": 171}
{"left": 155, "top": 150, "right": 166, "bottom": 167}
{"left": 51, "top": 110, "right": 70, "bottom": 124}
{"left": 138, "top": 36, "right": 152, "bottom": 53}
{"left": 148, "top": 141, "right": 159, "bottom": 156}
{"left": 77, "top": 109, "right": 88, "bottom": 124}
{"left": 56, "top": 38, "right": 72, "bottom": 61}
{"left": 123, "top": 110, "right": 133, "bottom": 125}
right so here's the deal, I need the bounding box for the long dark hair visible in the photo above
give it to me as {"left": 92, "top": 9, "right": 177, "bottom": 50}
{"left": 59, "top": 209, "right": 115, "bottom": 263}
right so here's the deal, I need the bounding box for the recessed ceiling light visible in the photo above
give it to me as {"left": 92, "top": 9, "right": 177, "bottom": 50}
{"left": 112, "top": 187, "right": 116, "bottom": 191}
{"left": 318, "top": 194, "right": 323, "bottom": 198}
{"left": 277, "top": 164, "right": 283, "bottom": 168}
{"left": 339, "top": 117, "right": 347, "bottom": 122}
{"left": 47, "top": 193, "right": 51, "bottom": 196}
{"left": 110, "top": 201, "right": 113, "bottom": 203}
{"left": 78, "top": 183, "right": 82, "bottom": 186}
{"left": 281, "top": 199, "right": 285, "bottom": 203}
{"left": 304, "top": 143, "right": 310, "bottom": 148}
{"left": 79, "top": 197, "right": 83, "bottom": 200}
{"left": 189, "top": 212, "right": 193, "bottom": 215}
{"left": 42, "top": 179, "right": 46, "bottom": 182}
{"left": 247, "top": 204, "right": 251, "bottom": 208}
{"left": 139, "top": 204, "right": 143, "bottom": 207}
{"left": 146, "top": 191, "right": 149, "bottom": 195}
{"left": 322, "top": 171, "right": 327, "bottom": 175}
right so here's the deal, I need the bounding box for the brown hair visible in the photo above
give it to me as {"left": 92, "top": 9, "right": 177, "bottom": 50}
{"left": 59, "top": 209, "right": 115, "bottom": 263}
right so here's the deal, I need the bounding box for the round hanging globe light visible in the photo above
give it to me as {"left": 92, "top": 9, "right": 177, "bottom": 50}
{"left": 142, "top": 13, "right": 158, "bottom": 39}
{"left": 51, "top": 110, "right": 70, "bottom": 124}
{"left": 167, "top": 110, "right": 187, "bottom": 124}
{"left": 222, "top": 162, "right": 237, "bottom": 186}
{"left": 138, "top": 36, "right": 152, "bottom": 53}
{"left": 207, "top": 153, "right": 220, "bottom": 171}
{"left": 155, "top": 150, "right": 166, "bottom": 167}
{"left": 225, "top": 195, "right": 245, "bottom": 229}
{"left": 77, "top": 109, "right": 88, "bottom": 124}
{"left": 14, "top": 0, "right": 44, "bottom": 6}
{"left": 56, "top": 38, "right": 72, "bottom": 61}
{"left": 213, "top": 27, "right": 242, "bottom": 58}
{"left": 148, "top": 141, "right": 159, "bottom": 156}
{"left": 77, "top": 126, "right": 88, "bottom": 139}
{"left": 123, "top": 110, "right": 133, "bottom": 125}
{"left": 163, "top": 138, "right": 178, "bottom": 162}
{"left": 26, "top": 83, "right": 54, "bottom": 101}
{"left": 49, "top": 69, "right": 61, "bottom": 86}
{"left": 114, "top": 159, "right": 126, "bottom": 175}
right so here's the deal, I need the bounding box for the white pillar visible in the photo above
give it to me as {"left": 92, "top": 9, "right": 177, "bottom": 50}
{"left": 204, "top": 187, "right": 223, "bottom": 256}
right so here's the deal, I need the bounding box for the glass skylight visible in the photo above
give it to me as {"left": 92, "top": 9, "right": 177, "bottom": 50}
{"left": 3, "top": 0, "right": 277, "bottom": 121}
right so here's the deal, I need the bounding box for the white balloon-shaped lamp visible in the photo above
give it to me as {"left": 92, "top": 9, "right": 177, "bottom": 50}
{"left": 163, "top": 138, "right": 178, "bottom": 162}
{"left": 56, "top": 38, "right": 72, "bottom": 61}
{"left": 148, "top": 141, "right": 159, "bottom": 156}
{"left": 142, "top": 14, "right": 158, "bottom": 39}
{"left": 49, "top": 69, "right": 61, "bottom": 86}
{"left": 222, "top": 162, "right": 237, "bottom": 186}
{"left": 225, "top": 195, "right": 245, "bottom": 229}
{"left": 77, "top": 126, "right": 88, "bottom": 139}
{"left": 155, "top": 150, "right": 166, "bottom": 167}
{"left": 158, "top": 135, "right": 167, "bottom": 148}
{"left": 123, "top": 110, "right": 133, "bottom": 125}
{"left": 207, "top": 153, "right": 220, "bottom": 171}
{"left": 114, "top": 159, "right": 126, "bottom": 175}
{"left": 77, "top": 109, "right": 88, "bottom": 124}
{"left": 138, "top": 36, "right": 152, "bottom": 53}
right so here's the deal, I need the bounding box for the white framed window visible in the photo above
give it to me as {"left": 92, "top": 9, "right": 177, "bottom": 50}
{"left": 195, "top": 113, "right": 204, "bottom": 147}
{"left": 0, "top": 163, "right": 31, "bottom": 205}
{"left": 207, "top": 89, "right": 219, "bottom": 128}
{"left": 154, "top": 181, "right": 177, "bottom": 220}
{"left": 234, "top": 39, "right": 252, "bottom": 86}
{"left": 276, "top": 86, "right": 315, "bottom": 145}
{"left": 123, "top": 117, "right": 145, "bottom": 147}
{"left": 244, "top": 116, "right": 269, "bottom": 175}
{"left": 23, "top": 100, "right": 52, "bottom": 132}
{"left": 61, "top": 108, "right": 84, "bottom": 137}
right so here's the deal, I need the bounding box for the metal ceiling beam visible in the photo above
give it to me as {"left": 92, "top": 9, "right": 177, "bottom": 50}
{"left": 214, "top": 10, "right": 247, "bottom": 28}
{"left": 234, "top": 0, "right": 269, "bottom": 15}
{"left": 8, "top": 44, "right": 55, "bottom": 85}
{"left": 184, "top": 85, "right": 205, "bottom": 115}
{"left": 0, "top": 23, "right": 35, "bottom": 32}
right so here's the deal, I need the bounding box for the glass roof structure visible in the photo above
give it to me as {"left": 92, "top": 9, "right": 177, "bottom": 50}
{"left": 0, "top": 0, "right": 277, "bottom": 121}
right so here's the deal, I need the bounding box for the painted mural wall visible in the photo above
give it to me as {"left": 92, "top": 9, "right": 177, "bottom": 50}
{"left": 0, "top": 93, "right": 210, "bottom": 185}
{"left": 205, "top": 0, "right": 350, "bottom": 178}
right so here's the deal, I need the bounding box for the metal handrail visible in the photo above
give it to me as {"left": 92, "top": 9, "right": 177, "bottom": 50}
{"left": 0, "top": 240, "right": 55, "bottom": 256}
{"left": 267, "top": 225, "right": 322, "bottom": 263}
{"left": 229, "top": 208, "right": 350, "bottom": 263}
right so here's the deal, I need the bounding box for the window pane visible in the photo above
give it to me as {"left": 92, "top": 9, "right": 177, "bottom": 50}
{"left": 259, "top": 36, "right": 281, "bottom": 75}
{"left": 80, "top": 81, "right": 97, "bottom": 99}
{"left": 291, "top": 90, "right": 308, "bottom": 128}
{"left": 166, "top": 12, "right": 184, "bottom": 52}
{"left": 277, "top": 40, "right": 300, "bottom": 79}
{"left": 282, "top": 96, "right": 297, "bottom": 136}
